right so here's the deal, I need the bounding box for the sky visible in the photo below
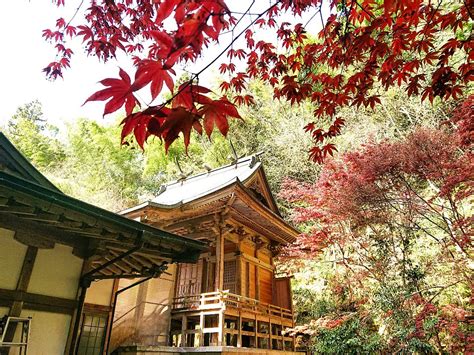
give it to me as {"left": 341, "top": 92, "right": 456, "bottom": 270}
{"left": 0, "top": 1, "right": 133, "bottom": 130}
{"left": 0, "top": 1, "right": 324, "bottom": 131}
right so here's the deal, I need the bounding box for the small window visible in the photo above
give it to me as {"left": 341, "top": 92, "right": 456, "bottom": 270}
{"left": 223, "top": 260, "right": 236, "bottom": 293}
{"left": 77, "top": 313, "right": 108, "bottom": 355}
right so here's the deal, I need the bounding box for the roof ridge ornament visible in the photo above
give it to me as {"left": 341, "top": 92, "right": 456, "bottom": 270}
{"left": 156, "top": 184, "right": 167, "bottom": 196}
{"left": 249, "top": 155, "right": 258, "bottom": 169}
{"left": 229, "top": 139, "right": 239, "bottom": 167}
{"left": 175, "top": 157, "right": 193, "bottom": 183}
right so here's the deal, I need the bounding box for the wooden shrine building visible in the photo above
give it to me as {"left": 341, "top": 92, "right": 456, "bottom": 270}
{"left": 120, "top": 154, "right": 299, "bottom": 353}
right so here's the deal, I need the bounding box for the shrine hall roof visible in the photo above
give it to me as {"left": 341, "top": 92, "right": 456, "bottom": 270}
{"left": 121, "top": 153, "right": 299, "bottom": 244}
{"left": 152, "top": 154, "right": 262, "bottom": 207}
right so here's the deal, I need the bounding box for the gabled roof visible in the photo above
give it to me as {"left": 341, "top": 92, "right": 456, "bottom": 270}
{"left": 0, "top": 132, "right": 61, "bottom": 192}
{"left": 122, "top": 153, "right": 280, "bottom": 215}
{"left": 121, "top": 154, "right": 299, "bottom": 245}
{"left": 152, "top": 155, "right": 261, "bottom": 207}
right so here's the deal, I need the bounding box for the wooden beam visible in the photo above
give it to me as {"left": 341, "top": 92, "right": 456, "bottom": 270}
{"left": 14, "top": 231, "right": 55, "bottom": 249}
{"left": 23, "top": 212, "right": 61, "bottom": 223}
{"left": 0, "top": 288, "right": 77, "bottom": 313}
{"left": 241, "top": 254, "right": 274, "bottom": 272}
{"left": 165, "top": 213, "right": 216, "bottom": 230}
{"left": 0, "top": 213, "right": 88, "bottom": 250}
{"left": 0, "top": 205, "right": 37, "bottom": 215}
{"left": 109, "top": 251, "right": 140, "bottom": 272}
{"left": 16, "top": 246, "right": 37, "bottom": 291}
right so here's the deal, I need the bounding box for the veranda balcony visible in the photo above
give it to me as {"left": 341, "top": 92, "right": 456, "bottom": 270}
{"left": 170, "top": 291, "right": 295, "bottom": 351}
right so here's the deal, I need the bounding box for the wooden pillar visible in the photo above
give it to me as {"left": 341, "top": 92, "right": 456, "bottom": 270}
{"left": 254, "top": 314, "right": 258, "bottom": 349}
{"left": 217, "top": 310, "right": 224, "bottom": 346}
{"left": 199, "top": 312, "right": 204, "bottom": 346}
{"left": 237, "top": 314, "right": 242, "bottom": 347}
{"left": 255, "top": 265, "right": 260, "bottom": 301}
{"left": 214, "top": 227, "right": 224, "bottom": 291}
{"left": 269, "top": 318, "right": 272, "bottom": 349}
{"left": 235, "top": 255, "right": 242, "bottom": 295}
{"left": 180, "top": 314, "right": 187, "bottom": 347}
{"left": 4, "top": 245, "right": 38, "bottom": 348}
{"left": 201, "top": 259, "right": 208, "bottom": 293}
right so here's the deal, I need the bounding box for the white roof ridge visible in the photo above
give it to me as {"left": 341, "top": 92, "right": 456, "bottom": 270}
{"left": 160, "top": 152, "right": 263, "bottom": 188}
{"left": 149, "top": 153, "right": 263, "bottom": 207}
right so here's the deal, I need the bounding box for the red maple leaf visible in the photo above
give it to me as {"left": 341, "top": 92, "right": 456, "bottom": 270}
{"left": 84, "top": 68, "right": 142, "bottom": 116}
{"left": 199, "top": 98, "right": 242, "bottom": 137}
{"left": 134, "top": 60, "right": 175, "bottom": 100}
{"left": 160, "top": 107, "right": 202, "bottom": 152}
{"left": 173, "top": 83, "right": 213, "bottom": 110}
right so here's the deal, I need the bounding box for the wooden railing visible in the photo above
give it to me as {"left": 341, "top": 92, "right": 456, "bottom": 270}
{"left": 170, "top": 291, "right": 295, "bottom": 350}
{"left": 172, "top": 291, "right": 224, "bottom": 311}
{"left": 172, "top": 291, "right": 293, "bottom": 321}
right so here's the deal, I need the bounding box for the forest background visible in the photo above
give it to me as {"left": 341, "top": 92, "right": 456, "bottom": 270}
{"left": 3, "top": 78, "right": 472, "bottom": 353}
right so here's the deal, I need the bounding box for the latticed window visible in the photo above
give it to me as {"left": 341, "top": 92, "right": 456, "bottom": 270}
{"left": 77, "top": 313, "right": 108, "bottom": 355}
{"left": 176, "top": 263, "right": 201, "bottom": 297}
{"left": 223, "top": 260, "right": 236, "bottom": 293}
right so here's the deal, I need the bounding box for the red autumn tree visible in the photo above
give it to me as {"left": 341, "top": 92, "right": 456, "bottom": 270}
{"left": 43, "top": 0, "right": 473, "bottom": 158}
{"left": 279, "top": 99, "right": 473, "bottom": 352}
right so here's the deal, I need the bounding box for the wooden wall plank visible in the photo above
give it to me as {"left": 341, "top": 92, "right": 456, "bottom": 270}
{"left": 273, "top": 278, "right": 292, "bottom": 310}
{"left": 259, "top": 268, "right": 273, "bottom": 304}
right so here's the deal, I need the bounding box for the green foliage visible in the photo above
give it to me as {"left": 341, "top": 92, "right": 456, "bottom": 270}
{"left": 313, "top": 318, "right": 384, "bottom": 355}
{"left": 55, "top": 118, "right": 151, "bottom": 211}
{"left": 4, "top": 100, "right": 65, "bottom": 170}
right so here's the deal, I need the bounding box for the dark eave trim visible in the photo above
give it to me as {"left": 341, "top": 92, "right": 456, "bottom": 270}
{"left": 0, "top": 172, "right": 206, "bottom": 260}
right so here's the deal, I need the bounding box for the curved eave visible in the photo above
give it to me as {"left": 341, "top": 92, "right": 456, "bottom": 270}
{"left": 123, "top": 178, "right": 299, "bottom": 245}
{"left": 123, "top": 160, "right": 264, "bottom": 212}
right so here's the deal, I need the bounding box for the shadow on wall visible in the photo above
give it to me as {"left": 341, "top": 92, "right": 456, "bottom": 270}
{"left": 110, "top": 301, "right": 171, "bottom": 351}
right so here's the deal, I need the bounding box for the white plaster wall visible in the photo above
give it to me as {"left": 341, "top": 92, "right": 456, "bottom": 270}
{"left": 27, "top": 243, "right": 83, "bottom": 300}
{"left": 8, "top": 309, "right": 73, "bottom": 355}
{"left": 115, "top": 277, "right": 149, "bottom": 319}
{"left": 0, "top": 228, "right": 27, "bottom": 290}
{"left": 85, "top": 279, "right": 114, "bottom": 306}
